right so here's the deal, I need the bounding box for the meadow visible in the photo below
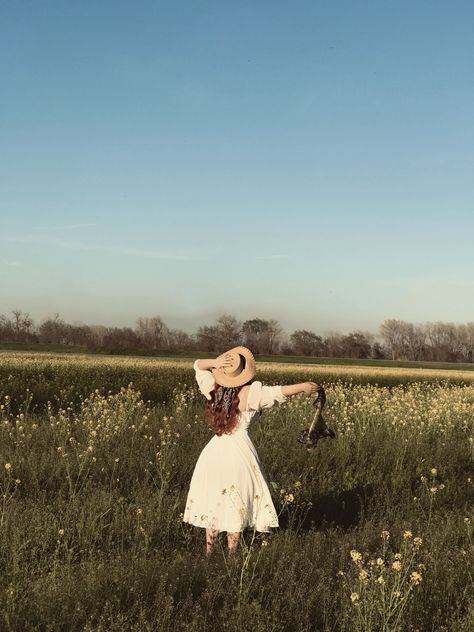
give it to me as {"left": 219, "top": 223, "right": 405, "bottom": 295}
{"left": 0, "top": 351, "right": 473, "bottom": 631}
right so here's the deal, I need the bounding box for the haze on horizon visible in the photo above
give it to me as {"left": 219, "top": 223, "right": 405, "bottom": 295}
{"left": 1, "top": 1, "right": 473, "bottom": 335}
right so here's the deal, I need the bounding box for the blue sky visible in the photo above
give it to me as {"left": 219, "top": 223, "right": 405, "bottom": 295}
{"left": 1, "top": 1, "right": 473, "bottom": 335}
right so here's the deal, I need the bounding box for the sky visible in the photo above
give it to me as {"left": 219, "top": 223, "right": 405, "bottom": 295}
{"left": 1, "top": 0, "right": 473, "bottom": 336}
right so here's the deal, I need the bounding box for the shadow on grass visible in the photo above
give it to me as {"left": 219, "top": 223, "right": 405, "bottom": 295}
{"left": 279, "top": 483, "right": 376, "bottom": 532}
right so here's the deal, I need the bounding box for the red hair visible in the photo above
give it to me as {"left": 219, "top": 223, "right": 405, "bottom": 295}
{"left": 206, "top": 384, "right": 250, "bottom": 436}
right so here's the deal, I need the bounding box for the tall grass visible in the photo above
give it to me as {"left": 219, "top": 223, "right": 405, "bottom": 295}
{"left": 0, "top": 357, "right": 473, "bottom": 630}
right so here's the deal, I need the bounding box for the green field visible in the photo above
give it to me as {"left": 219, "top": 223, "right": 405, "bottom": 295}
{"left": 1, "top": 352, "right": 473, "bottom": 631}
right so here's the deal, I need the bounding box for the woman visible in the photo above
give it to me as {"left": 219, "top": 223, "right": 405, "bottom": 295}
{"left": 182, "top": 346, "right": 318, "bottom": 556}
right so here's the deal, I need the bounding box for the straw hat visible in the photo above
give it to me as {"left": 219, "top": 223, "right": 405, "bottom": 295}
{"left": 212, "top": 346, "right": 256, "bottom": 387}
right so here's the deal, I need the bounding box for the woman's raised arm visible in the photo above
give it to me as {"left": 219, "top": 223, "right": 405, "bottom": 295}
{"left": 281, "top": 382, "right": 319, "bottom": 397}
{"left": 196, "top": 354, "right": 233, "bottom": 371}
{"left": 196, "top": 354, "right": 232, "bottom": 371}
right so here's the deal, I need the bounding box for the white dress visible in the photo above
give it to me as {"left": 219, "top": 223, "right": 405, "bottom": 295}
{"left": 183, "top": 360, "right": 287, "bottom": 533}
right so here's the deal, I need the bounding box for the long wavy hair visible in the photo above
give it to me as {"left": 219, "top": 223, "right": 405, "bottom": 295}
{"left": 206, "top": 382, "right": 251, "bottom": 436}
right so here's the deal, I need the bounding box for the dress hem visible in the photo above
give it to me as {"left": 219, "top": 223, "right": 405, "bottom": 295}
{"left": 182, "top": 518, "right": 278, "bottom": 534}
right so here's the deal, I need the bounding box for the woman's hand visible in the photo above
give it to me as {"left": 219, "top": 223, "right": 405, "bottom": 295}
{"left": 213, "top": 353, "right": 234, "bottom": 370}
{"left": 281, "top": 381, "right": 320, "bottom": 397}
{"left": 302, "top": 382, "right": 319, "bottom": 396}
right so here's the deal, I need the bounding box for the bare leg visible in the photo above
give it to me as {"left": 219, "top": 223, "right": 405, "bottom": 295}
{"left": 227, "top": 532, "right": 240, "bottom": 555}
{"left": 205, "top": 528, "right": 219, "bottom": 557}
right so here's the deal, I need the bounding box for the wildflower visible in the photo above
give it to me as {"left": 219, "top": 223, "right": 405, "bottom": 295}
{"left": 337, "top": 570, "right": 345, "bottom": 577}
{"left": 410, "top": 571, "right": 422, "bottom": 585}
{"left": 413, "top": 537, "right": 423, "bottom": 547}
{"left": 464, "top": 517, "right": 471, "bottom": 524}
{"left": 4, "top": 463, "right": 12, "bottom": 470}
{"left": 392, "top": 561, "right": 402, "bottom": 571}
{"left": 403, "top": 530, "right": 413, "bottom": 539}
{"left": 58, "top": 529, "right": 65, "bottom": 537}
{"left": 350, "top": 592, "right": 360, "bottom": 603}
{"left": 394, "top": 590, "right": 401, "bottom": 598}
{"left": 394, "top": 552, "right": 402, "bottom": 559}
{"left": 359, "top": 569, "right": 369, "bottom": 581}
{"left": 285, "top": 493, "right": 295, "bottom": 503}
{"left": 377, "top": 576, "right": 385, "bottom": 585}
{"left": 261, "top": 540, "right": 269, "bottom": 547}
{"left": 430, "top": 487, "right": 438, "bottom": 494}
{"left": 115, "top": 458, "right": 119, "bottom": 463}
{"left": 15, "top": 479, "right": 21, "bottom": 485}
{"left": 430, "top": 468, "right": 437, "bottom": 476}
{"left": 136, "top": 508, "right": 143, "bottom": 515}
{"left": 376, "top": 558, "right": 384, "bottom": 566}
{"left": 420, "top": 475, "right": 427, "bottom": 483}
{"left": 350, "top": 550, "right": 362, "bottom": 564}
{"left": 381, "top": 530, "right": 390, "bottom": 541}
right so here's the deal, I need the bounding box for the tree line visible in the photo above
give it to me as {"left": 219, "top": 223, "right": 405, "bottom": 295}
{"left": 1, "top": 310, "right": 474, "bottom": 363}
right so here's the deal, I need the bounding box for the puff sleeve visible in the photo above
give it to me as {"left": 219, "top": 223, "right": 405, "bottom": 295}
{"left": 247, "top": 381, "right": 287, "bottom": 412}
{"left": 193, "top": 360, "right": 216, "bottom": 400}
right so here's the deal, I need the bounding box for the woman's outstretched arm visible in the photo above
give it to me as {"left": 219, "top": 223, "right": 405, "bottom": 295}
{"left": 281, "top": 382, "right": 318, "bottom": 397}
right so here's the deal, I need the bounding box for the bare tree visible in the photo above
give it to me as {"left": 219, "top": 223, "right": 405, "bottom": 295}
{"left": 38, "top": 314, "right": 67, "bottom": 344}
{"left": 9, "top": 310, "right": 35, "bottom": 342}
{"left": 456, "top": 322, "right": 474, "bottom": 362}
{"left": 168, "top": 329, "right": 194, "bottom": 351}
{"left": 196, "top": 325, "right": 220, "bottom": 352}
{"left": 341, "top": 331, "right": 373, "bottom": 359}
{"left": 379, "top": 319, "right": 412, "bottom": 360}
{"left": 136, "top": 316, "right": 169, "bottom": 349}
{"left": 425, "top": 321, "right": 458, "bottom": 362}
{"left": 290, "top": 329, "right": 325, "bottom": 356}
{"left": 324, "top": 332, "right": 344, "bottom": 358}
{"left": 102, "top": 327, "right": 139, "bottom": 349}
{"left": 215, "top": 314, "right": 242, "bottom": 349}
{"left": 243, "top": 318, "right": 282, "bottom": 354}
{"left": 0, "top": 314, "right": 14, "bottom": 341}
{"left": 89, "top": 325, "right": 108, "bottom": 347}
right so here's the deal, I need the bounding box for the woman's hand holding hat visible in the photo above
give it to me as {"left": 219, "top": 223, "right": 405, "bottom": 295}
{"left": 214, "top": 353, "right": 234, "bottom": 370}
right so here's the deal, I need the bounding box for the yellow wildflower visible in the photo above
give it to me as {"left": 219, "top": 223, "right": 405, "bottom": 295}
{"left": 350, "top": 550, "right": 362, "bottom": 564}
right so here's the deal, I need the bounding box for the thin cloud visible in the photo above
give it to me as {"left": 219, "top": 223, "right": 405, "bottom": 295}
{"left": 30, "top": 223, "right": 97, "bottom": 232}
{"left": 52, "top": 223, "right": 97, "bottom": 231}
{"left": 1, "top": 259, "right": 24, "bottom": 267}
{"left": 256, "top": 254, "right": 290, "bottom": 260}
{"left": 6, "top": 234, "right": 205, "bottom": 261}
